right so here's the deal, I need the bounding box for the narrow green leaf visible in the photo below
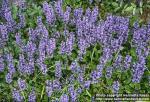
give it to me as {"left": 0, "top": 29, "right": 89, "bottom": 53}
{"left": 86, "top": 90, "right": 91, "bottom": 98}
{"left": 124, "top": 6, "right": 134, "bottom": 12}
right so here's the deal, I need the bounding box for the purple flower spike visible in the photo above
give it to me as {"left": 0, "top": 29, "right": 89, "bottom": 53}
{"left": 6, "top": 53, "right": 14, "bottom": 62}
{"left": 77, "top": 73, "right": 84, "bottom": 84}
{"left": 83, "top": 80, "right": 91, "bottom": 89}
{"left": 18, "top": 53, "right": 27, "bottom": 74}
{"left": 17, "top": 14, "right": 26, "bottom": 29}
{"left": 85, "top": 8, "right": 91, "bottom": 21}
{"left": 39, "top": 63, "right": 48, "bottom": 75}
{"left": 68, "top": 85, "right": 74, "bottom": 93}
{"left": 26, "top": 40, "right": 36, "bottom": 58}
{"left": 90, "top": 70, "right": 98, "bottom": 81}
{"left": 78, "top": 38, "right": 88, "bottom": 56}
{"left": 113, "top": 54, "right": 122, "bottom": 69}
{"left": 0, "top": 55, "right": 5, "bottom": 72}
{"left": 68, "top": 85, "right": 77, "bottom": 102}
{"left": 70, "top": 91, "right": 77, "bottom": 102}
{"left": 74, "top": 8, "right": 83, "bottom": 19}
{"left": 46, "top": 86, "right": 53, "bottom": 97}
{"left": 54, "top": 0, "right": 63, "bottom": 18}
{"left": 4, "top": 7, "right": 15, "bottom": 24}
{"left": 43, "top": 1, "right": 55, "bottom": 25}
{"left": 60, "top": 94, "right": 69, "bottom": 102}
{"left": 60, "top": 33, "right": 75, "bottom": 55}
{"left": 68, "top": 74, "right": 75, "bottom": 84}
{"left": 53, "top": 79, "right": 61, "bottom": 90}
{"left": 132, "top": 61, "right": 146, "bottom": 83}
{"left": 18, "top": 78, "right": 27, "bottom": 91}
{"left": 76, "top": 87, "right": 83, "bottom": 94}
{"left": 0, "top": 24, "right": 8, "bottom": 41}
{"left": 28, "top": 59, "right": 35, "bottom": 73}
{"left": 112, "top": 81, "right": 120, "bottom": 93}
{"left": 8, "top": 62, "right": 16, "bottom": 74}
{"left": 46, "top": 38, "right": 56, "bottom": 56}
{"left": 124, "top": 55, "right": 132, "bottom": 70}
{"left": 28, "top": 90, "right": 36, "bottom": 102}
{"left": 100, "top": 47, "right": 113, "bottom": 64}
{"left": 63, "top": 6, "right": 71, "bottom": 24}
{"left": 55, "top": 61, "right": 62, "bottom": 79}
{"left": 70, "top": 60, "right": 78, "bottom": 73}
{"left": 1, "top": 0, "right": 9, "bottom": 11}
{"left": 106, "top": 67, "right": 113, "bottom": 78}
{"left": 15, "top": 33, "right": 23, "bottom": 47}
{"left": 90, "top": 6, "right": 99, "bottom": 23}
{"left": 6, "top": 72, "right": 12, "bottom": 84}
{"left": 28, "top": 28, "right": 37, "bottom": 42}
{"left": 6, "top": 53, "right": 16, "bottom": 74}
{"left": 46, "top": 80, "right": 53, "bottom": 97}
{"left": 38, "top": 39, "right": 47, "bottom": 62}
{"left": 12, "top": 88, "right": 23, "bottom": 102}
{"left": 96, "top": 64, "right": 104, "bottom": 77}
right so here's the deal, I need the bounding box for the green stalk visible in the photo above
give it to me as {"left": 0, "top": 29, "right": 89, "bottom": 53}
{"left": 91, "top": 45, "right": 97, "bottom": 63}
{"left": 21, "top": 91, "right": 26, "bottom": 102}
{"left": 40, "top": 85, "right": 45, "bottom": 100}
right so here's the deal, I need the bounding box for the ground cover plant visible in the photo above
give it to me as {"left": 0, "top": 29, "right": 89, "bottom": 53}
{"left": 0, "top": 0, "right": 150, "bottom": 101}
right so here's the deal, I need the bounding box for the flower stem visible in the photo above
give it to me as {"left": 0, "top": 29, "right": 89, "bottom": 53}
{"left": 40, "top": 85, "right": 45, "bottom": 100}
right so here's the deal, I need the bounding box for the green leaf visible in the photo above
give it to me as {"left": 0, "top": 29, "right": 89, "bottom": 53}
{"left": 106, "top": 78, "right": 113, "bottom": 86}
{"left": 134, "top": 83, "right": 141, "bottom": 90}
{"left": 40, "top": 85, "right": 45, "bottom": 100}
{"left": 123, "top": 4, "right": 128, "bottom": 10}
{"left": 131, "top": 3, "right": 136, "bottom": 8}
{"left": 112, "top": 2, "right": 119, "bottom": 7}
{"left": 124, "top": 85, "right": 131, "bottom": 93}
{"left": 124, "top": 6, "right": 134, "bottom": 12}
{"left": 115, "top": 7, "right": 120, "bottom": 12}
{"left": 12, "top": 5, "right": 18, "bottom": 19}
{"left": 146, "top": 5, "right": 150, "bottom": 8}
{"left": 139, "top": 1, "right": 143, "bottom": 8}
{"left": 86, "top": 90, "right": 91, "bottom": 98}
{"left": 133, "top": 7, "right": 136, "bottom": 15}
{"left": 140, "top": 8, "right": 143, "bottom": 15}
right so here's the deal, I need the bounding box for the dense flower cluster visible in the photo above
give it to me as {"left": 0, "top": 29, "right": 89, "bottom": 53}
{"left": 112, "top": 81, "right": 120, "bottom": 93}
{"left": 0, "top": 0, "right": 149, "bottom": 101}
{"left": 28, "top": 90, "right": 36, "bottom": 102}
